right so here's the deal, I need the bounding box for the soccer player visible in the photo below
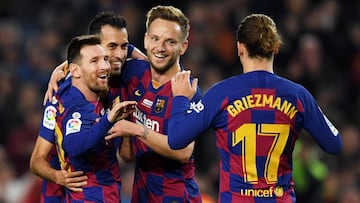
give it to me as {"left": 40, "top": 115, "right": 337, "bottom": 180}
{"left": 167, "top": 14, "right": 343, "bottom": 202}
{"left": 30, "top": 11, "right": 145, "bottom": 203}
{"left": 53, "top": 34, "right": 136, "bottom": 202}
{"left": 105, "top": 6, "right": 203, "bottom": 203}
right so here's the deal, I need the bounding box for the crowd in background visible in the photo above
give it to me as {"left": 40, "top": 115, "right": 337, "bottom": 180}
{"left": 0, "top": 0, "right": 359, "bottom": 202}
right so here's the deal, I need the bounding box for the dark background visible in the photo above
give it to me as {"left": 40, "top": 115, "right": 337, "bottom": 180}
{"left": 0, "top": 0, "right": 359, "bottom": 202}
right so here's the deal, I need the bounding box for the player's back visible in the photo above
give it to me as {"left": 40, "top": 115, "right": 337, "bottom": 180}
{"left": 208, "top": 70, "right": 341, "bottom": 202}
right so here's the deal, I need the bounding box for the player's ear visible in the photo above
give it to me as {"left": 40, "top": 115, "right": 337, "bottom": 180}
{"left": 237, "top": 42, "right": 245, "bottom": 57}
{"left": 180, "top": 40, "right": 188, "bottom": 55}
{"left": 144, "top": 33, "right": 149, "bottom": 50}
{"left": 69, "top": 63, "right": 80, "bottom": 78}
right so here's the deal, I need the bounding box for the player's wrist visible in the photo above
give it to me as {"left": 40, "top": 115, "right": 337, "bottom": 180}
{"left": 139, "top": 125, "right": 148, "bottom": 140}
{"left": 53, "top": 170, "right": 63, "bottom": 185}
{"left": 106, "top": 113, "right": 116, "bottom": 124}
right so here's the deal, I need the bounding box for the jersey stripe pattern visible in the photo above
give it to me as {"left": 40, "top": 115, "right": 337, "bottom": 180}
{"left": 121, "top": 59, "right": 203, "bottom": 203}
{"left": 54, "top": 86, "right": 122, "bottom": 203}
{"left": 38, "top": 77, "right": 72, "bottom": 203}
{"left": 168, "top": 70, "right": 342, "bottom": 203}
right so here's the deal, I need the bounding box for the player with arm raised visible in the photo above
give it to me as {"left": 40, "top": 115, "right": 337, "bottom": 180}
{"left": 167, "top": 14, "right": 343, "bottom": 203}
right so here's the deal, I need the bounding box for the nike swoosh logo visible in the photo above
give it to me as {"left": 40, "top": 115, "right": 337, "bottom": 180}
{"left": 135, "top": 90, "right": 141, "bottom": 96}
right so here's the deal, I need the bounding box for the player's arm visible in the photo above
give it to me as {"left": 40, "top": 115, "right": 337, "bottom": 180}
{"left": 30, "top": 136, "right": 87, "bottom": 192}
{"left": 63, "top": 101, "right": 136, "bottom": 156}
{"left": 43, "top": 61, "right": 68, "bottom": 105}
{"left": 128, "top": 44, "right": 147, "bottom": 61}
{"left": 106, "top": 119, "right": 194, "bottom": 163}
{"left": 167, "top": 70, "right": 208, "bottom": 149}
{"left": 118, "top": 137, "right": 135, "bottom": 162}
{"left": 300, "top": 89, "right": 343, "bottom": 154}
{"left": 167, "top": 97, "right": 202, "bottom": 150}
{"left": 138, "top": 126, "right": 195, "bottom": 163}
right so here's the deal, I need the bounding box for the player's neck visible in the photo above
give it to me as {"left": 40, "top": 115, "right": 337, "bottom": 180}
{"left": 73, "top": 82, "right": 99, "bottom": 102}
{"left": 151, "top": 64, "right": 181, "bottom": 85}
{"left": 242, "top": 57, "right": 274, "bottom": 74}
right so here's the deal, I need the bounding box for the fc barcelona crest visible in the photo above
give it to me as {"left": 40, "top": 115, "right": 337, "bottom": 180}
{"left": 155, "top": 99, "right": 165, "bottom": 113}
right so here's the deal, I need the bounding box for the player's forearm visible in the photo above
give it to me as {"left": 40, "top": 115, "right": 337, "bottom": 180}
{"left": 131, "top": 47, "right": 147, "bottom": 60}
{"left": 64, "top": 116, "right": 113, "bottom": 156}
{"left": 30, "top": 156, "right": 58, "bottom": 184}
{"left": 168, "top": 96, "right": 197, "bottom": 150}
{"left": 53, "top": 60, "right": 68, "bottom": 73}
{"left": 106, "top": 120, "right": 193, "bottom": 163}
{"left": 119, "top": 137, "right": 135, "bottom": 162}
{"left": 136, "top": 126, "right": 194, "bottom": 163}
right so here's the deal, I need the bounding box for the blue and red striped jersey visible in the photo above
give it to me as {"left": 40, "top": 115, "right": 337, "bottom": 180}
{"left": 54, "top": 86, "right": 122, "bottom": 202}
{"left": 168, "top": 71, "right": 342, "bottom": 203}
{"left": 121, "top": 59, "right": 203, "bottom": 203}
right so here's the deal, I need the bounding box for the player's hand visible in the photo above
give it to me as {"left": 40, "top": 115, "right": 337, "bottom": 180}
{"left": 107, "top": 101, "right": 137, "bottom": 123}
{"left": 171, "top": 70, "right": 198, "bottom": 99}
{"left": 54, "top": 162, "right": 88, "bottom": 192}
{"left": 106, "top": 120, "right": 138, "bottom": 140}
{"left": 43, "top": 61, "right": 68, "bottom": 105}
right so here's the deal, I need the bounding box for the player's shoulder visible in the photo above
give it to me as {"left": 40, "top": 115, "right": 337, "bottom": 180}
{"left": 122, "top": 59, "right": 149, "bottom": 81}
{"left": 124, "top": 59, "right": 149, "bottom": 72}
{"left": 274, "top": 74, "right": 310, "bottom": 95}
{"left": 58, "top": 86, "right": 91, "bottom": 111}
{"left": 274, "top": 74, "right": 301, "bottom": 86}
{"left": 207, "top": 74, "right": 239, "bottom": 93}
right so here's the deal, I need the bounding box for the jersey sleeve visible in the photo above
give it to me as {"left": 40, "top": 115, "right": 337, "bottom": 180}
{"left": 168, "top": 87, "right": 218, "bottom": 150}
{"left": 39, "top": 101, "right": 57, "bottom": 143}
{"left": 39, "top": 75, "right": 72, "bottom": 143}
{"left": 300, "top": 88, "right": 342, "bottom": 154}
{"left": 191, "top": 77, "right": 203, "bottom": 102}
{"left": 127, "top": 43, "right": 135, "bottom": 58}
{"left": 61, "top": 106, "right": 113, "bottom": 157}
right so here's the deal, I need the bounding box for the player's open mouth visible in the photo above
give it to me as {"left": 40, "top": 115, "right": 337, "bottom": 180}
{"left": 98, "top": 73, "right": 108, "bottom": 81}
{"left": 154, "top": 53, "right": 167, "bottom": 58}
{"left": 111, "top": 61, "right": 122, "bottom": 66}
{"left": 110, "top": 61, "right": 122, "bottom": 72}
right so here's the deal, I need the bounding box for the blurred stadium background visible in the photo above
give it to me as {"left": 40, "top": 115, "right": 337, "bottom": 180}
{"left": 0, "top": 0, "right": 359, "bottom": 202}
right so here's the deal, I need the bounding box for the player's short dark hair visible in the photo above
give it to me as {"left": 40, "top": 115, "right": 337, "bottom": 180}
{"left": 88, "top": 11, "right": 127, "bottom": 35}
{"left": 67, "top": 34, "right": 101, "bottom": 64}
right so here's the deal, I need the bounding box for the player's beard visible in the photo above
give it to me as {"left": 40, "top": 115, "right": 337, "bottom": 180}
{"left": 89, "top": 77, "right": 109, "bottom": 96}
{"left": 148, "top": 51, "right": 178, "bottom": 74}
{"left": 90, "top": 84, "right": 109, "bottom": 96}
{"left": 109, "top": 59, "right": 123, "bottom": 76}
